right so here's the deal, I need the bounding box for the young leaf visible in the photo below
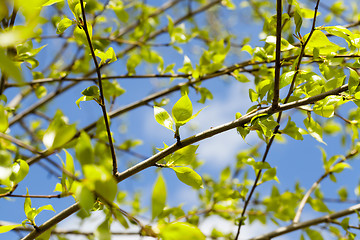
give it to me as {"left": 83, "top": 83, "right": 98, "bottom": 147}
{"left": 73, "top": 23, "right": 92, "bottom": 46}
{"left": 172, "top": 94, "right": 193, "bottom": 124}
{"left": 0, "top": 48, "right": 22, "bottom": 83}
{"left": 303, "top": 117, "right": 326, "bottom": 144}
{"left": 154, "top": 106, "right": 175, "bottom": 132}
{"left": 0, "top": 105, "right": 8, "bottom": 133}
{"left": 0, "top": 224, "right": 22, "bottom": 233}
{"left": 42, "top": 110, "right": 77, "bottom": 149}
{"left": 168, "top": 145, "right": 198, "bottom": 166}
{"left": 75, "top": 184, "right": 95, "bottom": 214}
{"left": 94, "top": 47, "right": 117, "bottom": 66}
{"left": 76, "top": 85, "right": 100, "bottom": 108}
{"left": 282, "top": 117, "right": 304, "bottom": 140}
{"left": 56, "top": 18, "right": 74, "bottom": 34}
{"left": 348, "top": 67, "right": 359, "bottom": 94}
{"left": 75, "top": 131, "right": 94, "bottom": 166}
{"left": 259, "top": 167, "right": 279, "bottom": 184}
{"left": 160, "top": 222, "right": 205, "bottom": 240}
{"left": 152, "top": 173, "right": 167, "bottom": 220}
{"left": 171, "top": 167, "right": 203, "bottom": 189}
{"left": 10, "top": 159, "right": 29, "bottom": 183}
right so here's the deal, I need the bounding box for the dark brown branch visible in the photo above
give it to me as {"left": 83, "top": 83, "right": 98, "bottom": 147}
{"left": 271, "top": 0, "right": 282, "bottom": 109}
{"left": 79, "top": 0, "right": 118, "bottom": 176}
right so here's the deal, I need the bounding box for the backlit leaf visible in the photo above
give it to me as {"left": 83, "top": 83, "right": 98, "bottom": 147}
{"left": 56, "top": 18, "right": 73, "bottom": 34}
{"left": 154, "top": 106, "right": 175, "bottom": 132}
{"left": 171, "top": 167, "right": 203, "bottom": 189}
{"left": 152, "top": 173, "right": 166, "bottom": 219}
{"left": 160, "top": 222, "right": 205, "bottom": 240}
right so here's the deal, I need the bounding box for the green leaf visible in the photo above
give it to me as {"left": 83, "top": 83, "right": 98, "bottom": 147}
{"left": 0, "top": 224, "right": 22, "bottom": 233}
{"left": 330, "top": 162, "right": 351, "bottom": 173}
{"left": 282, "top": 117, "right": 303, "bottom": 140}
{"left": 348, "top": 68, "right": 359, "bottom": 94}
{"left": 249, "top": 89, "right": 258, "bottom": 102}
{"left": 152, "top": 173, "right": 167, "bottom": 220}
{"left": 82, "top": 165, "right": 117, "bottom": 203}
{"left": 94, "top": 176, "right": 118, "bottom": 203}
{"left": 42, "top": 110, "right": 77, "bottom": 149}
{"left": 154, "top": 106, "right": 175, "bottom": 132}
{"left": 172, "top": 94, "right": 193, "bottom": 124}
{"left": 171, "top": 167, "right": 203, "bottom": 189}
{"left": 36, "top": 204, "right": 55, "bottom": 215}
{"left": 160, "top": 222, "right": 205, "bottom": 240}
{"left": 76, "top": 85, "right": 100, "bottom": 108}
{"left": 304, "top": 30, "right": 342, "bottom": 55}
{"left": 73, "top": 23, "right": 92, "bottom": 46}
{"left": 95, "top": 47, "right": 117, "bottom": 66}
{"left": 56, "top": 18, "right": 73, "bottom": 34}
{"left": 309, "top": 199, "right": 330, "bottom": 213}
{"left": 313, "top": 96, "right": 342, "bottom": 118}
{"left": 0, "top": 105, "right": 8, "bottom": 133}
{"left": 24, "top": 189, "right": 32, "bottom": 219}
{"left": 34, "top": 85, "right": 47, "bottom": 99}
{"left": 280, "top": 71, "right": 295, "bottom": 89}
{"left": 126, "top": 53, "right": 141, "bottom": 75}
{"left": 198, "top": 87, "right": 213, "bottom": 104}
{"left": 265, "top": 36, "right": 296, "bottom": 51}
{"left": 259, "top": 167, "right": 279, "bottom": 184}
{"left": 340, "top": 217, "right": 350, "bottom": 231}
{"left": 76, "top": 96, "right": 96, "bottom": 108}
{"left": 305, "top": 228, "right": 324, "bottom": 240}
{"left": 172, "top": 94, "right": 204, "bottom": 126}
{"left": 94, "top": 218, "right": 111, "bottom": 240}
{"left": 82, "top": 85, "right": 99, "bottom": 97}
{"left": 42, "top": 0, "right": 64, "bottom": 6}
{"left": 75, "top": 184, "right": 95, "bottom": 214}
{"left": 0, "top": 48, "right": 22, "bottom": 83}
{"left": 303, "top": 117, "right": 326, "bottom": 144}
{"left": 337, "top": 187, "right": 348, "bottom": 201}
{"left": 10, "top": 160, "right": 29, "bottom": 183}
{"left": 294, "top": 7, "right": 302, "bottom": 33}
{"left": 168, "top": 145, "right": 198, "bottom": 166}
{"left": 75, "top": 131, "right": 94, "bottom": 166}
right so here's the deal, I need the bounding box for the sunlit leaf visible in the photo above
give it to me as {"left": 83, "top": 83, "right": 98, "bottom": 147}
{"left": 154, "top": 106, "right": 175, "bottom": 132}
{"left": 56, "top": 18, "right": 74, "bottom": 34}
{"left": 160, "top": 222, "right": 205, "bottom": 240}
{"left": 171, "top": 167, "right": 203, "bottom": 189}
{"left": 152, "top": 173, "right": 166, "bottom": 219}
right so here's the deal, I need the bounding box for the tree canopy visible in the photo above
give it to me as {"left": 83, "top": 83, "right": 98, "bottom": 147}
{"left": 1, "top": 0, "right": 360, "bottom": 239}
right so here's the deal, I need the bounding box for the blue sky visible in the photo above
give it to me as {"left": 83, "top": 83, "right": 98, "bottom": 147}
{"left": 2, "top": 0, "right": 359, "bottom": 239}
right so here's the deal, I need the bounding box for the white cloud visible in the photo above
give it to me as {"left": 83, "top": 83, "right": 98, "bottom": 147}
{"left": 190, "top": 81, "right": 257, "bottom": 167}
{"left": 200, "top": 215, "right": 288, "bottom": 240}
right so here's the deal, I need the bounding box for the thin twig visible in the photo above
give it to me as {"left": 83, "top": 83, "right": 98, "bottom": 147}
{"left": 250, "top": 203, "right": 360, "bottom": 240}
{"left": 21, "top": 81, "right": 350, "bottom": 240}
{"left": 271, "top": 0, "right": 282, "bottom": 109}
{"left": 79, "top": 0, "right": 118, "bottom": 176}
{"left": 293, "top": 148, "right": 358, "bottom": 223}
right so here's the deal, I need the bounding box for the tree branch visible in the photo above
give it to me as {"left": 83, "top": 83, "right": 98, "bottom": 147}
{"left": 79, "top": 0, "right": 118, "bottom": 176}
{"left": 250, "top": 203, "right": 360, "bottom": 240}
{"left": 293, "top": 148, "right": 358, "bottom": 223}
{"left": 271, "top": 0, "right": 282, "bottom": 109}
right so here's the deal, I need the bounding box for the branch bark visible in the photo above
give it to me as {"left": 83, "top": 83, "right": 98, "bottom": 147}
{"left": 250, "top": 203, "right": 360, "bottom": 240}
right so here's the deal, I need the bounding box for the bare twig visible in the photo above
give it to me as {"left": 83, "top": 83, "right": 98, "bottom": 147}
{"left": 79, "top": 0, "right": 118, "bottom": 176}
{"left": 250, "top": 203, "right": 360, "bottom": 240}
{"left": 271, "top": 0, "right": 282, "bottom": 110}
{"left": 293, "top": 148, "right": 358, "bottom": 223}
